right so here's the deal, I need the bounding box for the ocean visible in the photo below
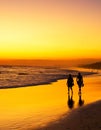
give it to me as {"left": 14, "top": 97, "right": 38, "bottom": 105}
{"left": 0, "top": 65, "right": 80, "bottom": 89}
{"left": 0, "top": 67, "right": 100, "bottom": 130}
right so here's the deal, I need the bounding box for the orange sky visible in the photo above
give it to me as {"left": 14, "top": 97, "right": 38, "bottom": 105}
{"left": 0, "top": 0, "right": 101, "bottom": 59}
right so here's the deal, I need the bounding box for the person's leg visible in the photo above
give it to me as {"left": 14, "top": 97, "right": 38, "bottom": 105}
{"left": 71, "top": 87, "right": 73, "bottom": 94}
{"left": 68, "top": 87, "right": 70, "bottom": 94}
{"left": 79, "top": 86, "right": 81, "bottom": 92}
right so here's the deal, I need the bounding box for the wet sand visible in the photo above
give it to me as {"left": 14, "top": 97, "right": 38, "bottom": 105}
{"left": 0, "top": 72, "right": 101, "bottom": 130}
{"left": 35, "top": 100, "right": 101, "bottom": 130}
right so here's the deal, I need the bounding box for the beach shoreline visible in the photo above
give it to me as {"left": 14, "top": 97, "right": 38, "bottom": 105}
{"left": 0, "top": 66, "right": 97, "bottom": 89}
{"left": 35, "top": 100, "right": 101, "bottom": 130}
{"left": 0, "top": 69, "right": 101, "bottom": 130}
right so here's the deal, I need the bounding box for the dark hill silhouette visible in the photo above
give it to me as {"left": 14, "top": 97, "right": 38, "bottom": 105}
{"left": 81, "top": 61, "right": 101, "bottom": 69}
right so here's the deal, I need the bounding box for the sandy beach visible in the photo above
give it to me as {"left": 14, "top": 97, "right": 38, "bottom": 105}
{"left": 0, "top": 69, "right": 101, "bottom": 130}
{"left": 35, "top": 100, "right": 101, "bottom": 130}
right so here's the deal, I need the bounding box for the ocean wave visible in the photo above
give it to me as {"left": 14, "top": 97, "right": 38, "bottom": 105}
{"left": 0, "top": 66, "right": 94, "bottom": 89}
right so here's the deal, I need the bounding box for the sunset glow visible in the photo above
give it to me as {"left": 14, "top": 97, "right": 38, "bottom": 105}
{"left": 0, "top": 0, "right": 101, "bottom": 59}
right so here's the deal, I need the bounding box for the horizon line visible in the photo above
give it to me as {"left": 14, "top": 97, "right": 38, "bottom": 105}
{"left": 0, "top": 58, "right": 101, "bottom": 61}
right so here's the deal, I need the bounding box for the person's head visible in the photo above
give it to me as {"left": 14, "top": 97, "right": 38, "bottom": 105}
{"left": 78, "top": 72, "right": 81, "bottom": 75}
{"left": 69, "top": 74, "right": 72, "bottom": 77}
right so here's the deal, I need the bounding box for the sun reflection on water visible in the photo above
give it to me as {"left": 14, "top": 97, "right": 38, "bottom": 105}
{"left": 0, "top": 73, "right": 101, "bottom": 129}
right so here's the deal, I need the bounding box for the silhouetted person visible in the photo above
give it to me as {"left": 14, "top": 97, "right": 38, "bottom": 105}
{"left": 67, "top": 74, "right": 74, "bottom": 94}
{"left": 76, "top": 72, "right": 84, "bottom": 91}
{"left": 67, "top": 92, "right": 74, "bottom": 109}
{"left": 78, "top": 90, "right": 84, "bottom": 107}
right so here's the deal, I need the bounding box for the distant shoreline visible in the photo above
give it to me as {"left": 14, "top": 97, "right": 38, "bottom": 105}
{"left": 80, "top": 61, "right": 101, "bottom": 70}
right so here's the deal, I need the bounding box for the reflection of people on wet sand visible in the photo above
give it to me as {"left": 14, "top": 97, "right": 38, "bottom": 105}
{"left": 78, "top": 90, "right": 84, "bottom": 107}
{"left": 67, "top": 92, "right": 75, "bottom": 109}
{"left": 67, "top": 74, "right": 74, "bottom": 94}
{"left": 76, "top": 72, "right": 84, "bottom": 91}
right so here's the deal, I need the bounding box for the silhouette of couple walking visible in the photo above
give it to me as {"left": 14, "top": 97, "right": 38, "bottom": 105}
{"left": 67, "top": 72, "right": 84, "bottom": 109}
{"left": 67, "top": 72, "right": 84, "bottom": 93}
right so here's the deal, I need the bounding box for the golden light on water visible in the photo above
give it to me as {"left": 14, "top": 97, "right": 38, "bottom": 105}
{"left": 0, "top": 75, "right": 101, "bottom": 129}
{"left": 0, "top": 0, "right": 101, "bottom": 59}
